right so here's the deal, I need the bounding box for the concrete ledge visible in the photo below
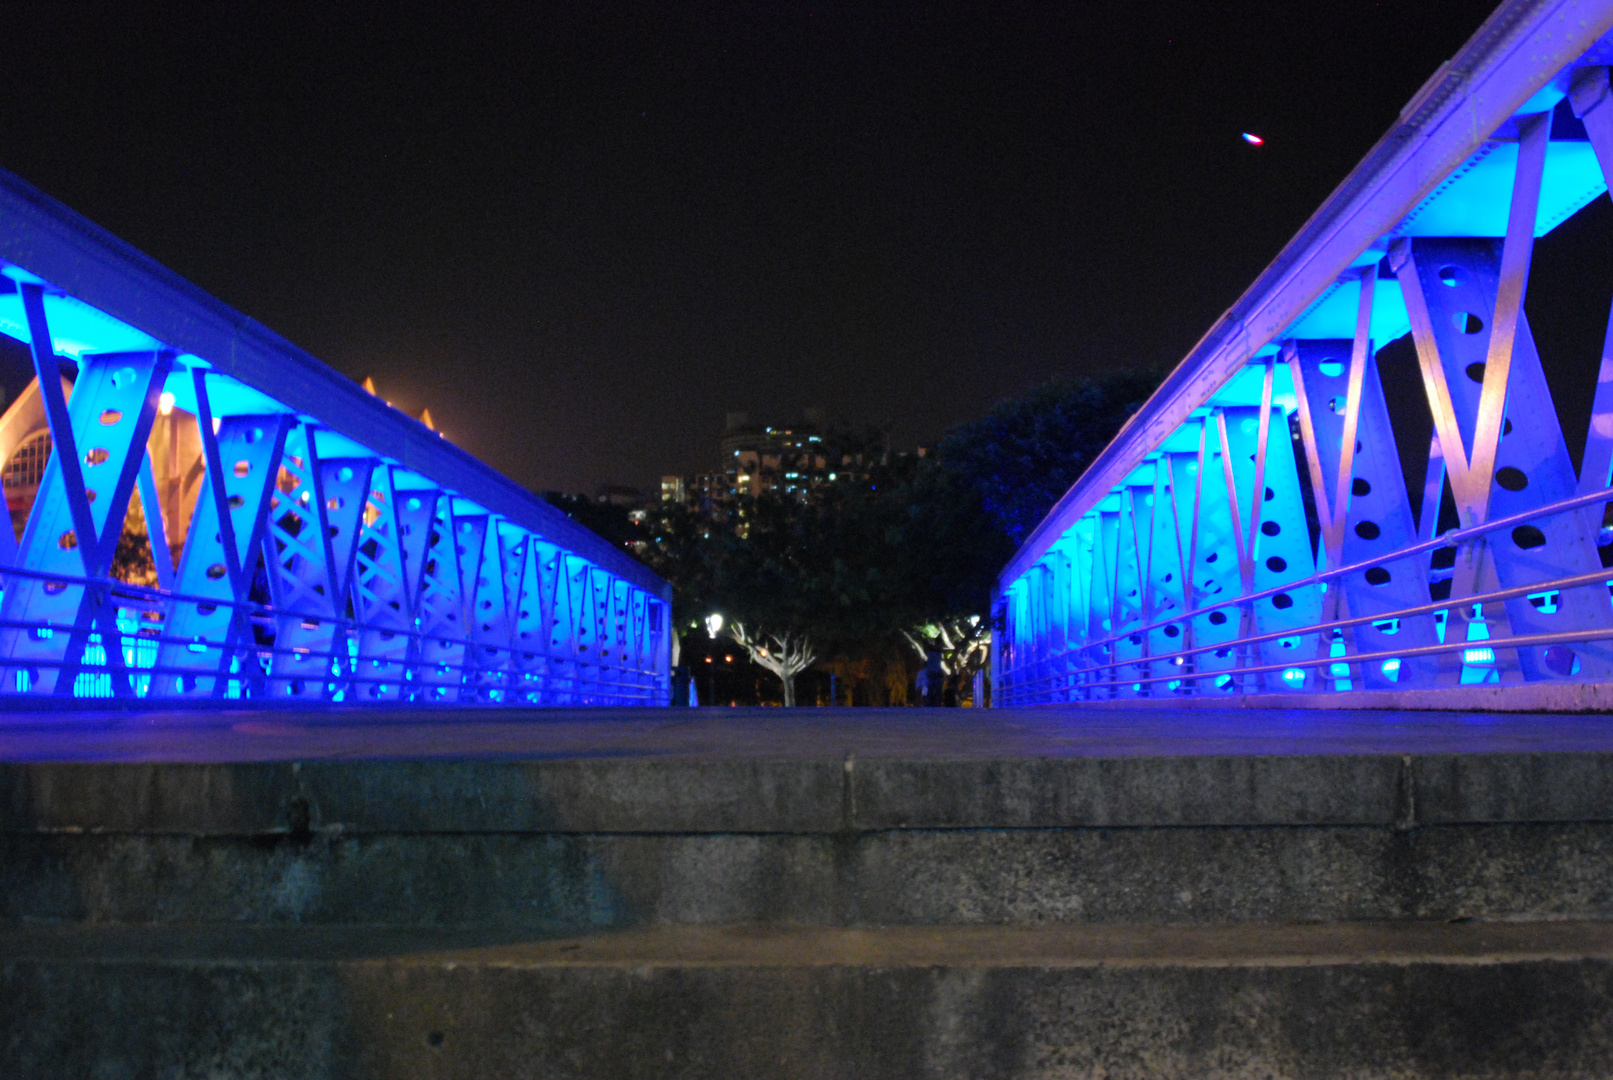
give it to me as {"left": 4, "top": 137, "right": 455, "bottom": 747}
{"left": 8, "top": 822, "right": 1613, "bottom": 928}
{"left": 4, "top": 750, "right": 1613, "bottom": 834}
{"left": 4, "top": 922, "right": 1613, "bottom": 1079}
{"left": 1053, "top": 682, "right": 1613, "bottom": 712}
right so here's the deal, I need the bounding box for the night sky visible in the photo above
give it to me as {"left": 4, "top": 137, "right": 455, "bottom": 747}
{"left": 0, "top": 2, "right": 1495, "bottom": 493}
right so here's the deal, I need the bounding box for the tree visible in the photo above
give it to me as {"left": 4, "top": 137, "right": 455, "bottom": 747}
{"left": 938, "top": 368, "right": 1164, "bottom": 547}
{"left": 629, "top": 368, "right": 1166, "bottom": 705}
{"left": 902, "top": 616, "right": 990, "bottom": 686}
{"left": 728, "top": 622, "right": 817, "bottom": 706}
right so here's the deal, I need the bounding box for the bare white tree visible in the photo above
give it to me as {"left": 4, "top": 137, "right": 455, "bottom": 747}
{"left": 729, "top": 622, "right": 818, "bottom": 707}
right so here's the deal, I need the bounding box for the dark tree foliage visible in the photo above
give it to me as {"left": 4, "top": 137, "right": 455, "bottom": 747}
{"left": 540, "top": 491, "right": 640, "bottom": 552}
{"left": 562, "top": 367, "right": 1166, "bottom": 677}
{"left": 639, "top": 457, "right": 1007, "bottom": 658}
{"left": 937, "top": 368, "right": 1166, "bottom": 548}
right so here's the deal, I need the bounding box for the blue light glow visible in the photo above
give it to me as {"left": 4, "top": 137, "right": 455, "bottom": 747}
{"left": 0, "top": 173, "right": 673, "bottom": 708}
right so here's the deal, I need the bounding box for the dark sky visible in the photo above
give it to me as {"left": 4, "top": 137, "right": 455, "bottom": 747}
{"left": 0, "top": 1, "right": 1493, "bottom": 493}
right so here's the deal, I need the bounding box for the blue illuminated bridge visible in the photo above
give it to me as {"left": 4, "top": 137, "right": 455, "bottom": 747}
{"left": 0, "top": 171, "right": 671, "bottom": 705}
{"left": 994, "top": 0, "right": 1613, "bottom": 711}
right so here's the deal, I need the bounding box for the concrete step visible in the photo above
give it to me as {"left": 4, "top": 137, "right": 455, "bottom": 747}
{"left": 5, "top": 747, "right": 1613, "bottom": 927}
{"left": 4, "top": 920, "right": 1613, "bottom": 1078}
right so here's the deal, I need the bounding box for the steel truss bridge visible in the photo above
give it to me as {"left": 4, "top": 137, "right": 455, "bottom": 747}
{"left": 0, "top": 172, "right": 671, "bottom": 706}
{"left": 994, "top": 0, "right": 1613, "bottom": 710}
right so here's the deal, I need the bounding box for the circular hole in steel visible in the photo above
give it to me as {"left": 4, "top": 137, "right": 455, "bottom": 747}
{"left": 84, "top": 447, "right": 109, "bottom": 466}
{"left": 206, "top": 563, "right": 227, "bottom": 580}
{"left": 1512, "top": 524, "right": 1546, "bottom": 550}
{"left": 57, "top": 530, "right": 76, "bottom": 550}
{"left": 1438, "top": 265, "right": 1464, "bottom": 287}
{"left": 233, "top": 460, "right": 250, "bottom": 478}
{"left": 1353, "top": 477, "right": 1372, "bottom": 496}
{"left": 1208, "top": 611, "right": 1228, "bottom": 625}
{"left": 1355, "top": 521, "right": 1381, "bottom": 540}
{"left": 1318, "top": 359, "right": 1343, "bottom": 377}
{"left": 1495, "top": 467, "right": 1528, "bottom": 492}
{"left": 1364, "top": 566, "right": 1392, "bottom": 585}
{"left": 1455, "top": 313, "right": 1485, "bottom": 335}
{"left": 98, "top": 409, "right": 122, "bottom": 426}
{"left": 1545, "top": 646, "right": 1577, "bottom": 677}
{"left": 1266, "top": 556, "right": 1287, "bottom": 573}
{"left": 1272, "top": 593, "right": 1294, "bottom": 609}
{"left": 1261, "top": 520, "right": 1281, "bottom": 536}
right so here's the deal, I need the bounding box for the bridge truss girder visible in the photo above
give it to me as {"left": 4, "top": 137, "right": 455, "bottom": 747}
{"left": 996, "top": 1, "right": 1613, "bottom": 708}
{"left": 0, "top": 180, "right": 670, "bottom": 707}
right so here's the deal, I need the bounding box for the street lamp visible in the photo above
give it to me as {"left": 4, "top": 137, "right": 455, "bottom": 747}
{"left": 704, "top": 614, "right": 724, "bottom": 705}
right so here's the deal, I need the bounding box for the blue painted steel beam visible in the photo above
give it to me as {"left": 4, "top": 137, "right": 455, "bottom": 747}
{"left": 1003, "top": 0, "right": 1613, "bottom": 589}
{"left": 995, "top": 0, "right": 1613, "bottom": 709}
{"left": 0, "top": 172, "right": 664, "bottom": 602}
{"left": 0, "top": 167, "right": 671, "bottom": 706}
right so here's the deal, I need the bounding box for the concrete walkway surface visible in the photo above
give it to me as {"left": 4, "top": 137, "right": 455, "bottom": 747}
{"left": 1, "top": 704, "right": 1612, "bottom": 762}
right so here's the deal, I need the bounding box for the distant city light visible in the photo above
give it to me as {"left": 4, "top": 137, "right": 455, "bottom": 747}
{"left": 1242, "top": 132, "right": 1264, "bottom": 145}
{"left": 158, "top": 391, "right": 175, "bottom": 415}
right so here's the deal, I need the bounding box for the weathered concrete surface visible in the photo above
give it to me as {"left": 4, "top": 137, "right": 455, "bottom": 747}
{"left": 7, "top": 823, "right": 1613, "bottom": 928}
{"left": 7, "top": 751, "right": 1613, "bottom": 835}
{"left": 6, "top": 710, "right": 1613, "bottom": 1074}
{"left": 7, "top": 705, "right": 1613, "bottom": 764}
{"left": 4, "top": 922, "right": 1613, "bottom": 1079}
{"left": 4, "top": 716, "right": 1613, "bottom": 929}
